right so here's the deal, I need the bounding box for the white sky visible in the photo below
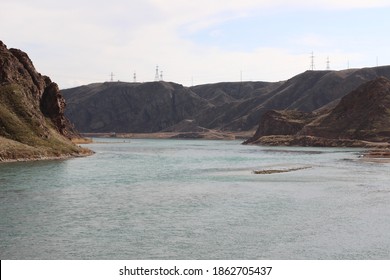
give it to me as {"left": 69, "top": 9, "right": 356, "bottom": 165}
{"left": 1, "top": 0, "right": 390, "bottom": 88}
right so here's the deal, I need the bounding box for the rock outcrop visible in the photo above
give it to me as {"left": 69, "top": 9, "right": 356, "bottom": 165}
{"left": 0, "top": 40, "right": 89, "bottom": 161}
{"left": 243, "top": 110, "right": 316, "bottom": 144}
{"left": 245, "top": 77, "right": 390, "bottom": 147}
{"left": 301, "top": 77, "right": 390, "bottom": 142}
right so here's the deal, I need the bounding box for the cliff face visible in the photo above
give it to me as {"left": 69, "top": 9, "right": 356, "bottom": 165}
{"left": 0, "top": 40, "right": 88, "bottom": 161}
{"left": 243, "top": 110, "right": 316, "bottom": 144}
{"left": 245, "top": 77, "right": 390, "bottom": 146}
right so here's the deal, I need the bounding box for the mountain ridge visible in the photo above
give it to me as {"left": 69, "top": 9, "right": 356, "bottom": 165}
{"left": 63, "top": 65, "right": 390, "bottom": 135}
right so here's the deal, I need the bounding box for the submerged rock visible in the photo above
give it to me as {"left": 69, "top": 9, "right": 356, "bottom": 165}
{"left": 253, "top": 166, "right": 311, "bottom": 174}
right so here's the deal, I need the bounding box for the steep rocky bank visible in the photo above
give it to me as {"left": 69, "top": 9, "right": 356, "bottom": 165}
{"left": 0, "top": 40, "right": 91, "bottom": 162}
{"left": 245, "top": 77, "right": 390, "bottom": 149}
{"left": 243, "top": 110, "right": 317, "bottom": 144}
{"left": 302, "top": 77, "right": 390, "bottom": 142}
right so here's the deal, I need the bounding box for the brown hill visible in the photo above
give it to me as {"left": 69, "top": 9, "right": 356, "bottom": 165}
{"left": 245, "top": 77, "right": 390, "bottom": 147}
{"left": 0, "top": 40, "right": 90, "bottom": 161}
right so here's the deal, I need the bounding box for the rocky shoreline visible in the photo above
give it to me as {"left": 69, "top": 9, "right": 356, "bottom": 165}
{"left": 364, "top": 150, "right": 390, "bottom": 158}
{"left": 0, "top": 136, "right": 94, "bottom": 163}
{"left": 244, "top": 135, "right": 390, "bottom": 160}
{"left": 361, "top": 149, "right": 390, "bottom": 162}
{"left": 245, "top": 135, "right": 390, "bottom": 148}
{"left": 0, "top": 151, "right": 94, "bottom": 163}
{"left": 81, "top": 130, "right": 254, "bottom": 140}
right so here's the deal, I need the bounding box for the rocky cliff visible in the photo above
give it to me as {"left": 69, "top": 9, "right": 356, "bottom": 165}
{"left": 302, "top": 77, "right": 390, "bottom": 142}
{"left": 0, "top": 40, "right": 89, "bottom": 161}
{"left": 63, "top": 66, "right": 390, "bottom": 134}
{"left": 245, "top": 77, "right": 390, "bottom": 147}
{"left": 243, "top": 110, "right": 316, "bottom": 144}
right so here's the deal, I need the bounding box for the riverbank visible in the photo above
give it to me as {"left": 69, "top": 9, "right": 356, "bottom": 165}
{"left": 0, "top": 151, "right": 93, "bottom": 163}
{"left": 244, "top": 135, "right": 390, "bottom": 160}
{"left": 81, "top": 130, "right": 255, "bottom": 140}
{"left": 361, "top": 149, "right": 390, "bottom": 163}
{"left": 0, "top": 136, "right": 94, "bottom": 163}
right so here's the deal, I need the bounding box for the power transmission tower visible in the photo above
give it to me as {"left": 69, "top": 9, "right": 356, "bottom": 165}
{"left": 160, "top": 70, "right": 163, "bottom": 81}
{"left": 155, "top": 66, "right": 159, "bottom": 81}
{"left": 110, "top": 72, "right": 114, "bottom": 82}
{"left": 133, "top": 72, "right": 136, "bottom": 83}
{"left": 326, "top": 56, "right": 330, "bottom": 70}
{"left": 310, "top": 51, "right": 315, "bottom": 70}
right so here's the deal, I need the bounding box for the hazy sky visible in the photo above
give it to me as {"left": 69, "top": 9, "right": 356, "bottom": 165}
{"left": 2, "top": 0, "right": 390, "bottom": 88}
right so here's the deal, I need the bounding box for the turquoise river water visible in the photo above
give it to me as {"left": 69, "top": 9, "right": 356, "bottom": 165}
{"left": 1, "top": 139, "right": 390, "bottom": 259}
